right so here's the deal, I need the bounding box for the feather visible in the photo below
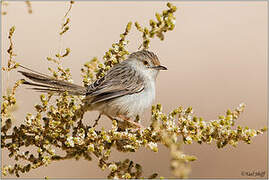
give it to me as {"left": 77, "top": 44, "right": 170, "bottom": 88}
{"left": 86, "top": 62, "right": 145, "bottom": 104}
{"left": 18, "top": 67, "right": 87, "bottom": 95}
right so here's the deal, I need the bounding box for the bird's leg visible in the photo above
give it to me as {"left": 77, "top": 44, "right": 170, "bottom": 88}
{"left": 117, "top": 115, "right": 143, "bottom": 129}
{"left": 92, "top": 113, "right": 102, "bottom": 127}
{"left": 105, "top": 114, "right": 143, "bottom": 129}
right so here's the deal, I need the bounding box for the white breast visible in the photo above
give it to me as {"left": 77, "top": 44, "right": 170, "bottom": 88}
{"left": 104, "top": 80, "right": 155, "bottom": 118}
{"left": 102, "top": 67, "right": 156, "bottom": 119}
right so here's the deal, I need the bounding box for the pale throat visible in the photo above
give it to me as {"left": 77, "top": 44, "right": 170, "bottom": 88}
{"left": 129, "top": 60, "right": 157, "bottom": 93}
{"left": 127, "top": 58, "right": 158, "bottom": 81}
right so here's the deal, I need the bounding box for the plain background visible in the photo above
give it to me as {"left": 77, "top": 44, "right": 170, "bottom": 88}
{"left": 1, "top": 1, "right": 268, "bottom": 179}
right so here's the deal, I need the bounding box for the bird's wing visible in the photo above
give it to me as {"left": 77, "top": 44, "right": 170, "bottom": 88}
{"left": 86, "top": 63, "right": 144, "bottom": 104}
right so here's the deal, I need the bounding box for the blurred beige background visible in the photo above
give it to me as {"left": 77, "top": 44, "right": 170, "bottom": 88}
{"left": 1, "top": 1, "right": 267, "bottom": 179}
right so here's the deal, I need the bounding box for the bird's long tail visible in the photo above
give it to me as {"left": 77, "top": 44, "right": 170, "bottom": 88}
{"left": 18, "top": 65, "right": 87, "bottom": 95}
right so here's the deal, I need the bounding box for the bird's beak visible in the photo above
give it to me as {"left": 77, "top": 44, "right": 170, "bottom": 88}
{"left": 151, "top": 65, "right": 168, "bottom": 70}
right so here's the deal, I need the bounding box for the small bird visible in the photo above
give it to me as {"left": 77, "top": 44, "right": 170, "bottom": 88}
{"left": 19, "top": 50, "right": 167, "bottom": 128}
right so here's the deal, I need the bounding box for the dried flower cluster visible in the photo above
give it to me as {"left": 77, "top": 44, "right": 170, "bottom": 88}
{"left": 135, "top": 2, "right": 177, "bottom": 49}
{"left": 25, "top": 0, "right": 32, "bottom": 14}
{"left": 1, "top": 1, "right": 8, "bottom": 15}
{"left": 2, "top": 26, "right": 19, "bottom": 72}
{"left": 1, "top": 1, "right": 267, "bottom": 179}
{"left": 45, "top": 0, "right": 73, "bottom": 82}
{"left": 1, "top": 1, "right": 33, "bottom": 15}
{"left": 81, "top": 20, "right": 132, "bottom": 87}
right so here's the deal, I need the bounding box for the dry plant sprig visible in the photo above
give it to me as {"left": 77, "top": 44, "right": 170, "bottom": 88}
{"left": 81, "top": 21, "right": 132, "bottom": 85}
{"left": 47, "top": 0, "right": 74, "bottom": 82}
{"left": 1, "top": 80, "right": 24, "bottom": 118}
{"left": 95, "top": 21, "right": 132, "bottom": 79}
{"left": 1, "top": 1, "right": 8, "bottom": 15}
{"left": 81, "top": 57, "right": 100, "bottom": 86}
{"left": 135, "top": 2, "right": 177, "bottom": 49}
{"left": 25, "top": 0, "right": 32, "bottom": 14}
{"left": 1, "top": 26, "right": 21, "bottom": 117}
{"left": 2, "top": 26, "right": 19, "bottom": 72}
{"left": 1, "top": 1, "right": 33, "bottom": 15}
{"left": 1, "top": 2, "right": 267, "bottom": 179}
{"left": 60, "top": 0, "right": 74, "bottom": 35}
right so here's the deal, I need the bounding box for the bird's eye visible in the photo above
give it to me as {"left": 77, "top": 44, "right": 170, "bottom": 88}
{"left": 143, "top": 61, "right": 149, "bottom": 65}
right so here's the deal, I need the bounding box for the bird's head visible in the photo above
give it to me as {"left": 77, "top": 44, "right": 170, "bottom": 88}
{"left": 128, "top": 50, "right": 167, "bottom": 78}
